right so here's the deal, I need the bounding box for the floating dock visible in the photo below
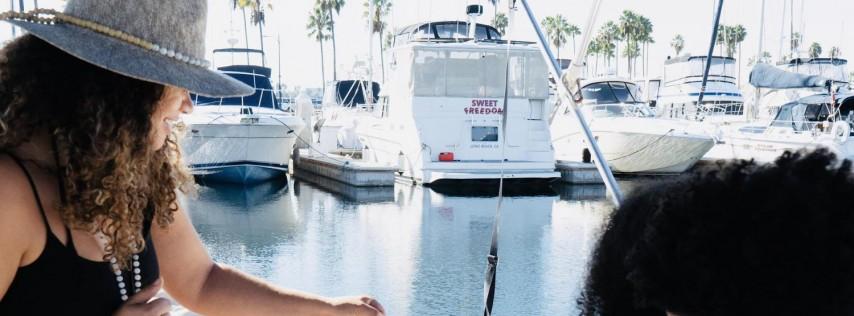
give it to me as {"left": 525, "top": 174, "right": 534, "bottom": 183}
{"left": 293, "top": 149, "right": 397, "bottom": 187}
{"left": 555, "top": 160, "right": 604, "bottom": 184}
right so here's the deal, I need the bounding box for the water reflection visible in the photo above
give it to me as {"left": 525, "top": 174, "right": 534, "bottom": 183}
{"left": 183, "top": 180, "right": 615, "bottom": 315}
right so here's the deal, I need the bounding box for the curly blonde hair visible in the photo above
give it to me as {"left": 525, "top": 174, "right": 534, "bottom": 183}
{"left": 0, "top": 35, "right": 194, "bottom": 269}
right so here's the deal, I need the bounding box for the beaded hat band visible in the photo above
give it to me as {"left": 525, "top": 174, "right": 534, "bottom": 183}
{"left": 1, "top": 0, "right": 253, "bottom": 97}
{"left": 2, "top": 9, "right": 211, "bottom": 68}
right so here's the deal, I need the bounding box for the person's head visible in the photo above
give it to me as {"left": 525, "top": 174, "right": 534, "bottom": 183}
{"left": 0, "top": 34, "right": 194, "bottom": 267}
{"left": 581, "top": 149, "right": 854, "bottom": 316}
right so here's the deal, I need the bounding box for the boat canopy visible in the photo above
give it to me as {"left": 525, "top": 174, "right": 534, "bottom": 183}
{"left": 663, "top": 55, "right": 736, "bottom": 80}
{"left": 776, "top": 57, "right": 849, "bottom": 83}
{"left": 771, "top": 93, "right": 854, "bottom": 130}
{"left": 749, "top": 63, "right": 831, "bottom": 90}
{"left": 329, "top": 80, "right": 381, "bottom": 107}
{"left": 192, "top": 65, "right": 281, "bottom": 109}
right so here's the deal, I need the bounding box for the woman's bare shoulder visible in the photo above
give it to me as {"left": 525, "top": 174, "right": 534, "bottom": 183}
{"left": 0, "top": 154, "right": 41, "bottom": 254}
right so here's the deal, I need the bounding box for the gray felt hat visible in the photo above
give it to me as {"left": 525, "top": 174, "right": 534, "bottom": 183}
{"left": 2, "top": 0, "right": 254, "bottom": 97}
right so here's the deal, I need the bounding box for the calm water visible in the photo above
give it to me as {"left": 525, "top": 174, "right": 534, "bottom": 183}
{"left": 180, "top": 175, "right": 644, "bottom": 315}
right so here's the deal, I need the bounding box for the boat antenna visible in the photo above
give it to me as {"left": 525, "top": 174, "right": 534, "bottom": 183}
{"left": 696, "top": 0, "right": 724, "bottom": 110}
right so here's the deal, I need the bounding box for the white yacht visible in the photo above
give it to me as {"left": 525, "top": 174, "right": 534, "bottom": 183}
{"left": 656, "top": 55, "right": 745, "bottom": 122}
{"left": 753, "top": 57, "right": 850, "bottom": 120}
{"left": 551, "top": 78, "right": 714, "bottom": 174}
{"left": 314, "top": 79, "right": 381, "bottom": 154}
{"left": 182, "top": 48, "right": 305, "bottom": 184}
{"left": 721, "top": 93, "right": 854, "bottom": 163}
{"left": 354, "top": 21, "right": 560, "bottom": 184}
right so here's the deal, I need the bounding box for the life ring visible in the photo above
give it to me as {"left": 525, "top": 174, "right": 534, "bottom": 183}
{"left": 831, "top": 121, "right": 850, "bottom": 142}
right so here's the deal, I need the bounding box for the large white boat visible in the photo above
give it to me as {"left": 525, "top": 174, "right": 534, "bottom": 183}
{"left": 551, "top": 78, "right": 714, "bottom": 174}
{"left": 656, "top": 55, "right": 745, "bottom": 122}
{"left": 753, "top": 57, "right": 850, "bottom": 120}
{"left": 354, "top": 21, "right": 559, "bottom": 185}
{"left": 720, "top": 93, "right": 854, "bottom": 163}
{"left": 182, "top": 48, "right": 305, "bottom": 184}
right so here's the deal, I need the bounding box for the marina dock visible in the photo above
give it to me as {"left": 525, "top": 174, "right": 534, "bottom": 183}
{"left": 555, "top": 160, "right": 604, "bottom": 184}
{"left": 292, "top": 149, "right": 397, "bottom": 187}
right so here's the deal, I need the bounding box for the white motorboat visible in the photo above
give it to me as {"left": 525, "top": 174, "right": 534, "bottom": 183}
{"left": 753, "top": 57, "right": 850, "bottom": 120}
{"left": 182, "top": 48, "right": 305, "bottom": 184}
{"left": 552, "top": 78, "right": 714, "bottom": 174}
{"left": 721, "top": 93, "right": 854, "bottom": 163}
{"left": 314, "top": 79, "right": 381, "bottom": 154}
{"left": 354, "top": 21, "right": 559, "bottom": 185}
{"left": 656, "top": 55, "right": 745, "bottom": 122}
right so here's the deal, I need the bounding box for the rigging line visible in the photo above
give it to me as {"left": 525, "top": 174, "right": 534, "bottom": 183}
{"left": 483, "top": 2, "right": 513, "bottom": 315}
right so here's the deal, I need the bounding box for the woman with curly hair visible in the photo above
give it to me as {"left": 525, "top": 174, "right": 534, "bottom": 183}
{"left": 580, "top": 150, "right": 854, "bottom": 316}
{"left": 0, "top": 1, "right": 384, "bottom": 315}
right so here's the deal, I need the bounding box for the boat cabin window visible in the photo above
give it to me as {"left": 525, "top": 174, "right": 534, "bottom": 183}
{"left": 581, "top": 82, "right": 641, "bottom": 105}
{"left": 472, "top": 126, "right": 498, "bottom": 142}
{"left": 402, "top": 22, "right": 501, "bottom": 44}
{"left": 411, "top": 48, "right": 548, "bottom": 99}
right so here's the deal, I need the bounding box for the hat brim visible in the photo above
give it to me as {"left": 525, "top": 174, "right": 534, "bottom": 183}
{"left": 8, "top": 20, "right": 254, "bottom": 98}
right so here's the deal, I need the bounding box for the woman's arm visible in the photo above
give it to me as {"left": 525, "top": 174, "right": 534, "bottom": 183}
{"left": 151, "top": 202, "right": 383, "bottom": 315}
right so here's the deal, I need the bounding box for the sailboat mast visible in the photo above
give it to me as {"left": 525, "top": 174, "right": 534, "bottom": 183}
{"left": 752, "top": 0, "right": 766, "bottom": 121}
{"left": 697, "top": 0, "right": 724, "bottom": 107}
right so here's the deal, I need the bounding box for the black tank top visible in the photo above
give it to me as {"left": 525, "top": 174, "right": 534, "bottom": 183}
{"left": 0, "top": 154, "right": 160, "bottom": 315}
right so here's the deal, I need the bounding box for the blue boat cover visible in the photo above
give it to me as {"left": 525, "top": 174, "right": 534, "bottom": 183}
{"left": 749, "top": 63, "right": 831, "bottom": 89}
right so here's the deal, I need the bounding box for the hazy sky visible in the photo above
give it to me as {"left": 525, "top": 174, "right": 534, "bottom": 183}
{"left": 4, "top": 0, "right": 853, "bottom": 91}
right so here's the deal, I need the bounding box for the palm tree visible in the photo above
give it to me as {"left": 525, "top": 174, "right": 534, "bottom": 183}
{"left": 747, "top": 51, "right": 772, "bottom": 66}
{"left": 318, "top": 0, "right": 345, "bottom": 81}
{"left": 587, "top": 40, "right": 600, "bottom": 75}
{"left": 492, "top": 12, "right": 508, "bottom": 35}
{"left": 567, "top": 23, "right": 581, "bottom": 56}
{"left": 671, "top": 34, "right": 685, "bottom": 57}
{"left": 636, "top": 15, "right": 653, "bottom": 77}
{"left": 232, "top": 0, "right": 269, "bottom": 62}
{"left": 307, "top": 5, "right": 331, "bottom": 90}
{"left": 617, "top": 10, "right": 641, "bottom": 77}
{"left": 488, "top": 0, "right": 500, "bottom": 21}
{"left": 598, "top": 21, "right": 619, "bottom": 74}
{"left": 830, "top": 47, "right": 842, "bottom": 59}
{"left": 791, "top": 32, "right": 802, "bottom": 55}
{"left": 542, "top": 15, "right": 571, "bottom": 60}
{"left": 363, "top": 0, "right": 393, "bottom": 81}
{"left": 809, "top": 42, "right": 822, "bottom": 58}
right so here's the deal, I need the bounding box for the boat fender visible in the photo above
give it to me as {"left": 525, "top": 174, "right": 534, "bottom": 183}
{"left": 832, "top": 121, "right": 850, "bottom": 142}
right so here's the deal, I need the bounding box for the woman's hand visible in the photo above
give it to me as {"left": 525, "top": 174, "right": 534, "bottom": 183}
{"left": 113, "top": 278, "right": 172, "bottom": 316}
{"left": 331, "top": 295, "right": 386, "bottom": 316}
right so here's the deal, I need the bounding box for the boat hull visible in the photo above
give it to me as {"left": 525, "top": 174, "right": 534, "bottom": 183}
{"left": 191, "top": 162, "right": 288, "bottom": 184}
{"left": 553, "top": 118, "right": 715, "bottom": 174}
{"left": 182, "top": 114, "right": 304, "bottom": 184}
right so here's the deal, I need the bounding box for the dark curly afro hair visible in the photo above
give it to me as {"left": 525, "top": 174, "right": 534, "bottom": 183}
{"left": 580, "top": 149, "right": 854, "bottom": 316}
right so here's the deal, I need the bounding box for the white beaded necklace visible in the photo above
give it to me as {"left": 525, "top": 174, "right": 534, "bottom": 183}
{"left": 96, "top": 233, "right": 142, "bottom": 301}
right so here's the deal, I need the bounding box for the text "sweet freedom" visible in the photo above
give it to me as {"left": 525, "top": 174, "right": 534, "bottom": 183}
{"left": 464, "top": 99, "right": 503, "bottom": 115}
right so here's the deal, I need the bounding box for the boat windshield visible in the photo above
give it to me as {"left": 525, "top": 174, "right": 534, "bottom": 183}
{"left": 771, "top": 101, "right": 832, "bottom": 131}
{"left": 580, "top": 81, "right": 641, "bottom": 104}
{"left": 582, "top": 104, "right": 653, "bottom": 118}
